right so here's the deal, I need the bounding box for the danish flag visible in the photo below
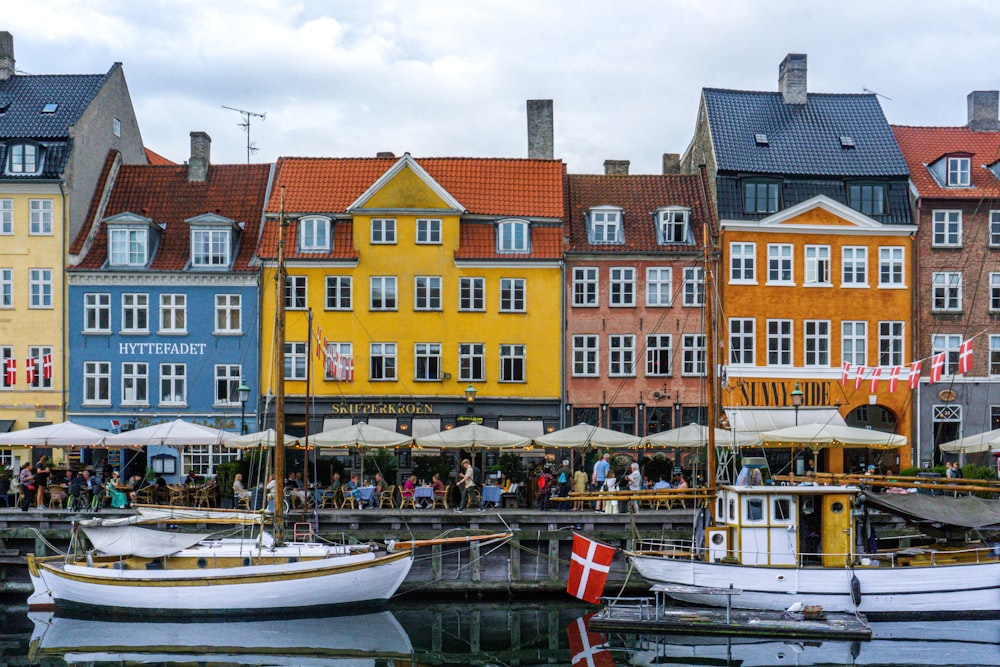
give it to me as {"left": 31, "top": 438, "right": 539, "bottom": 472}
{"left": 869, "top": 367, "right": 882, "bottom": 392}
{"left": 42, "top": 353, "right": 53, "bottom": 380}
{"left": 958, "top": 339, "right": 974, "bottom": 375}
{"left": 3, "top": 358, "right": 13, "bottom": 386}
{"left": 567, "top": 533, "right": 615, "bottom": 604}
{"left": 314, "top": 326, "right": 324, "bottom": 361}
{"left": 841, "top": 362, "right": 851, "bottom": 386}
{"left": 908, "top": 360, "right": 923, "bottom": 389}
{"left": 25, "top": 357, "right": 36, "bottom": 385}
{"left": 853, "top": 365, "right": 866, "bottom": 390}
{"left": 567, "top": 613, "right": 615, "bottom": 667}
{"left": 888, "top": 366, "right": 901, "bottom": 392}
{"left": 930, "top": 353, "right": 946, "bottom": 383}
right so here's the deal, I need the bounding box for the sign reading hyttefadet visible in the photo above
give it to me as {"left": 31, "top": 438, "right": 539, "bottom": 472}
{"left": 119, "top": 342, "right": 208, "bottom": 355}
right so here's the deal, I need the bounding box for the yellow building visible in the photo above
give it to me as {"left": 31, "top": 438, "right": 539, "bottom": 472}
{"left": 257, "top": 154, "right": 565, "bottom": 441}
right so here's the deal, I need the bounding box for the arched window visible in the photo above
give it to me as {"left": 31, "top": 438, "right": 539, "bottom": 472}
{"left": 496, "top": 219, "right": 530, "bottom": 253}
{"left": 300, "top": 217, "right": 331, "bottom": 251}
{"left": 8, "top": 143, "right": 39, "bottom": 174}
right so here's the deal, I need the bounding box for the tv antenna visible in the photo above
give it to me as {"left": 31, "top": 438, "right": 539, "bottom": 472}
{"left": 222, "top": 105, "right": 266, "bottom": 163}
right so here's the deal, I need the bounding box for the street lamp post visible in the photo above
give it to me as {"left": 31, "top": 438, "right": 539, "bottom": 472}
{"left": 237, "top": 378, "right": 251, "bottom": 434}
{"left": 790, "top": 382, "right": 804, "bottom": 426}
{"left": 464, "top": 383, "right": 477, "bottom": 414}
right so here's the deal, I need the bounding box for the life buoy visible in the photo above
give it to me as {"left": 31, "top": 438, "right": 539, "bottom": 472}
{"left": 850, "top": 574, "right": 862, "bottom": 607}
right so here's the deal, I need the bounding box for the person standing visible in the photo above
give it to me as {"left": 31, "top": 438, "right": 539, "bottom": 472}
{"left": 572, "top": 466, "right": 588, "bottom": 510}
{"left": 34, "top": 456, "right": 50, "bottom": 508}
{"left": 537, "top": 466, "right": 554, "bottom": 511}
{"left": 592, "top": 453, "right": 611, "bottom": 512}
{"left": 455, "top": 459, "right": 476, "bottom": 512}
{"left": 18, "top": 462, "right": 34, "bottom": 511}
{"left": 627, "top": 462, "right": 642, "bottom": 513}
{"left": 556, "top": 459, "right": 571, "bottom": 510}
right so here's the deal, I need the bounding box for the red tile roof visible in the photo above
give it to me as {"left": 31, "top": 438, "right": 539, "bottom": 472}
{"left": 454, "top": 222, "right": 564, "bottom": 260}
{"left": 565, "top": 173, "right": 714, "bottom": 253}
{"left": 144, "top": 147, "right": 175, "bottom": 165}
{"left": 72, "top": 162, "right": 272, "bottom": 271}
{"left": 892, "top": 125, "right": 1000, "bottom": 199}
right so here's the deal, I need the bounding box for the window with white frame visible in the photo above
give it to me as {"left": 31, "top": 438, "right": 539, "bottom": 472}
{"left": 588, "top": 208, "right": 622, "bottom": 244}
{"left": 416, "top": 218, "right": 442, "bottom": 244}
{"left": 804, "top": 245, "right": 831, "bottom": 285}
{"left": 0, "top": 346, "right": 10, "bottom": 388}
{"left": 183, "top": 445, "right": 239, "bottom": 476}
{"left": 879, "top": 247, "right": 905, "bottom": 286}
{"left": 9, "top": 144, "right": 39, "bottom": 174}
{"left": 990, "top": 335, "right": 1000, "bottom": 376}
{"left": 371, "top": 218, "right": 396, "bottom": 244}
{"left": 214, "top": 364, "right": 242, "bottom": 405}
{"left": 646, "top": 334, "right": 672, "bottom": 376}
{"left": 284, "top": 342, "right": 307, "bottom": 380}
{"left": 323, "top": 342, "right": 353, "bottom": 381}
{"left": 682, "top": 334, "right": 706, "bottom": 376}
{"left": 499, "top": 278, "right": 525, "bottom": 312}
{"left": 414, "top": 276, "right": 442, "bottom": 311}
{"left": 0, "top": 268, "right": 12, "bottom": 308}
{"left": 285, "top": 275, "right": 307, "bottom": 310}
{"left": 609, "top": 334, "right": 635, "bottom": 377}
{"left": 609, "top": 267, "right": 635, "bottom": 307}
{"left": 657, "top": 208, "right": 691, "bottom": 244}
{"left": 932, "top": 210, "right": 962, "bottom": 247}
{"left": 121, "top": 362, "right": 148, "bottom": 405}
{"left": 325, "top": 276, "right": 352, "bottom": 311}
{"left": 370, "top": 276, "right": 397, "bottom": 311}
{"left": 113, "top": 117, "right": 121, "bottom": 137}
{"left": 0, "top": 199, "right": 11, "bottom": 234}
{"left": 499, "top": 344, "right": 526, "bottom": 382}
{"left": 767, "top": 244, "right": 793, "bottom": 283}
{"left": 191, "top": 228, "right": 231, "bottom": 266}
{"left": 842, "top": 246, "right": 867, "bottom": 286}
{"left": 730, "top": 242, "right": 756, "bottom": 283}
{"left": 83, "top": 361, "right": 111, "bottom": 404}
{"left": 109, "top": 228, "right": 148, "bottom": 266}
{"left": 932, "top": 272, "right": 962, "bottom": 312}
{"left": 991, "top": 274, "right": 1000, "bottom": 312}
{"left": 459, "top": 277, "right": 485, "bottom": 311}
{"left": 879, "top": 321, "right": 905, "bottom": 366}
{"left": 803, "top": 320, "right": 830, "bottom": 366}
{"left": 683, "top": 267, "right": 704, "bottom": 306}
{"left": 121, "top": 293, "right": 149, "bottom": 332}
{"left": 946, "top": 157, "right": 971, "bottom": 187}
{"left": 28, "top": 269, "right": 52, "bottom": 308}
{"left": 370, "top": 343, "right": 397, "bottom": 381}
{"left": 84, "top": 293, "right": 111, "bottom": 332}
{"left": 573, "top": 267, "right": 598, "bottom": 307}
{"left": 159, "top": 294, "right": 186, "bottom": 333}
{"left": 842, "top": 321, "right": 867, "bottom": 366}
{"left": 459, "top": 343, "right": 485, "bottom": 382}
{"left": 991, "top": 211, "right": 1000, "bottom": 247}
{"left": 215, "top": 294, "right": 242, "bottom": 333}
{"left": 572, "top": 335, "right": 600, "bottom": 377}
{"left": 29, "top": 199, "right": 52, "bottom": 235}
{"left": 933, "top": 404, "right": 962, "bottom": 435}
{"left": 729, "top": 318, "right": 755, "bottom": 365}
{"left": 414, "top": 343, "right": 441, "bottom": 381}
{"left": 28, "top": 346, "right": 51, "bottom": 389}
{"left": 646, "top": 267, "right": 672, "bottom": 306}
{"left": 767, "top": 320, "right": 793, "bottom": 366}
{"left": 497, "top": 219, "right": 530, "bottom": 253}
{"left": 299, "top": 217, "right": 330, "bottom": 251}
{"left": 932, "top": 334, "right": 962, "bottom": 376}
{"left": 159, "top": 363, "right": 187, "bottom": 405}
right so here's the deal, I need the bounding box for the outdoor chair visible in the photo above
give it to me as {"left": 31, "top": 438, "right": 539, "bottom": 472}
{"left": 399, "top": 488, "right": 416, "bottom": 509}
{"left": 236, "top": 493, "right": 252, "bottom": 511}
{"left": 134, "top": 485, "right": 155, "bottom": 505}
{"left": 320, "top": 489, "right": 340, "bottom": 509}
{"left": 47, "top": 484, "right": 67, "bottom": 509}
{"left": 341, "top": 489, "right": 358, "bottom": 510}
{"left": 379, "top": 485, "right": 397, "bottom": 509}
{"left": 432, "top": 485, "right": 452, "bottom": 509}
{"left": 168, "top": 484, "right": 188, "bottom": 506}
{"left": 194, "top": 482, "right": 217, "bottom": 509}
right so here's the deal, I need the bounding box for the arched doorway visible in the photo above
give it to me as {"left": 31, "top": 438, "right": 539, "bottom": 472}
{"left": 843, "top": 404, "right": 899, "bottom": 473}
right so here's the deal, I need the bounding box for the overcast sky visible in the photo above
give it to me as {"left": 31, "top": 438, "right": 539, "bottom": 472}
{"left": 6, "top": 1, "right": 1000, "bottom": 173}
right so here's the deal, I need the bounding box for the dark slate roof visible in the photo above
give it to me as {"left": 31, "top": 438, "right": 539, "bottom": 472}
{"left": 703, "top": 89, "right": 909, "bottom": 177}
{"left": 0, "top": 71, "right": 110, "bottom": 139}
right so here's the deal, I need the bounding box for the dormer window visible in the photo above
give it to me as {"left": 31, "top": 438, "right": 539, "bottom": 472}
{"left": 8, "top": 143, "right": 39, "bottom": 174}
{"left": 191, "top": 229, "right": 231, "bottom": 267}
{"left": 657, "top": 207, "right": 692, "bottom": 245}
{"left": 497, "top": 219, "right": 530, "bottom": 253}
{"left": 588, "top": 207, "right": 623, "bottom": 244}
{"left": 848, "top": 182, "right": 885, "bottom": 216}
{"left": 299, "top": 216, "right": 331, "bottom": 252}
{"left": 109, "top": 228, "right": 148, "bottom": 266}
{"left": 744, "top": 180, "right": 780, "bottom": 214}
{"left": 947, "top": 157, "right": 971, "bottom": 186}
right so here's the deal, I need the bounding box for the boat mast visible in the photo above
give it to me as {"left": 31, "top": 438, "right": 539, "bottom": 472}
{"left": 704, "top": 216, "right": 717, "bottom": 492}
{"left": 273, "top": 186, "right": 287, "bottom": 544}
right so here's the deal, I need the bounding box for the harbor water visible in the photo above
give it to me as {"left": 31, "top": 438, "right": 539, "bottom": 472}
{"left": 3, "top": 595, "right": 1000, "bottom": 666}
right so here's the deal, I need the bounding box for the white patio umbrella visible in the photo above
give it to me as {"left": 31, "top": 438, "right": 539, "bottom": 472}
{"left": 938, "top": 431, "right": 1000, "bottom": 455}
{"left": 310, "top": 422, "right": 413, "bottom": 480}
{"left": 759, "top": 423, "right": 907, "bottom": 449}
{"left": 0, "top": 420, "right": 109, "bottom": 447}
{"left": 533, "top": 423, "right": 641, "bottom": 450}
{"left": 642, "top": 423, "right": 762, "bottom": 449}
{"left": 414, "top": 423, "right": 531, "bottom": 450}
{"left": 223, "top": 429, "right": 299, "bottom": 449}
{"left": 104, "top": 419, "right": 233, "bottom": 448}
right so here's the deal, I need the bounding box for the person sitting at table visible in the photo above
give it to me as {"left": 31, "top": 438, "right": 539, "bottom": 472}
{"left": 153, "top": 475, "right": 169, "bottom": 504}
{"left": 652, "top": 475, "right": 671, "bottom": 490}
{"left": 344, "top": 473, "right": 361, "bottom": 505}
{"left": 233, "top": 473, "right": 251, "bottom": 501}
{"left": 401, "top": 474, "right": 417, "bottom": 506}
{"left": 106, "top": 471, "right": 128, "bottom": 508}
{"left": 672, "top": 474, "right": 689, "bottom": 489}
{"left": 183, "top": 470, "right": 200, "bottom": 486}
{"left": 431, "top": 473, "right": 447, "bottom": 505}
{"left": 68, "top": 469, "right": 86, "bottom": 510}
{"left": 373, "top": 473, "right": 390, "bottom": 508}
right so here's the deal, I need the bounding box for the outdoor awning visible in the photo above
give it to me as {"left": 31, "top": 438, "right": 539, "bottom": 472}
{"left": 725, "top": 407, "right": 846, "bottom": 432}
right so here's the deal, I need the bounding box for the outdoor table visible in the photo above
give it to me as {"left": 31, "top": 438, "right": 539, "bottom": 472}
{"left": 481, "top": 486, "right": 502, "bottom": 508}
{"left": 358, "top": 486, "right": 376, "bottom": 507}
{"left": 414, "top": 486, "right": 433, "bottom": 507}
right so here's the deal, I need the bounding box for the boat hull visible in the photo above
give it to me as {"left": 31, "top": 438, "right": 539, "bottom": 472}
{"left": 29, "top": 547, "right": 413, "bottom": 616}
{"left": 627, "top": 552, "right": 1000, "bottom": 617}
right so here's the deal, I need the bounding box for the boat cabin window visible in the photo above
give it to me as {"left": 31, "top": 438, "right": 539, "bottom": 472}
{"left": 772, "top": 497, "right": 793, "bottom": 522}
{"left": 831, "top": 501, "right": 845, "bottom": 514}
{"left": 716, "top": 496, "right": 725, "bottom": 522}
{"left": 728, "top": 498, "right": 736, "bottom": 522}
{"left": 745, "top": 497, "right": 765, "bottom": 523}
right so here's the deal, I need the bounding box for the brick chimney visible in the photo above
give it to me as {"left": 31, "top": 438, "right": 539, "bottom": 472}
{"left": 527, "top": 99, "right": 554, "bottom": 159}
{"left": 967, "top": 91, "right": 999, "bottom": 132}
{"left": 604, "top": 160, "right": 629, "bottom": 176}
{"left": 188, "top": 131, "right": 211, "bottom": 182}
{"left": 376, "top": 151, "right": 395, "bottom": 159}
{"left": 662, "top": 153, "right": 680, "bottom": 175}
{"left": 778, "top": 53, "right": 807, "bottom": 105}
{"left": 0, "top": 32, "right": 14, "bottom": 81}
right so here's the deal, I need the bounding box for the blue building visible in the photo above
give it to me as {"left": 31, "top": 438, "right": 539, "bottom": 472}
{"left": 67, "top": 133, "right": 271, "bottom": 478}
